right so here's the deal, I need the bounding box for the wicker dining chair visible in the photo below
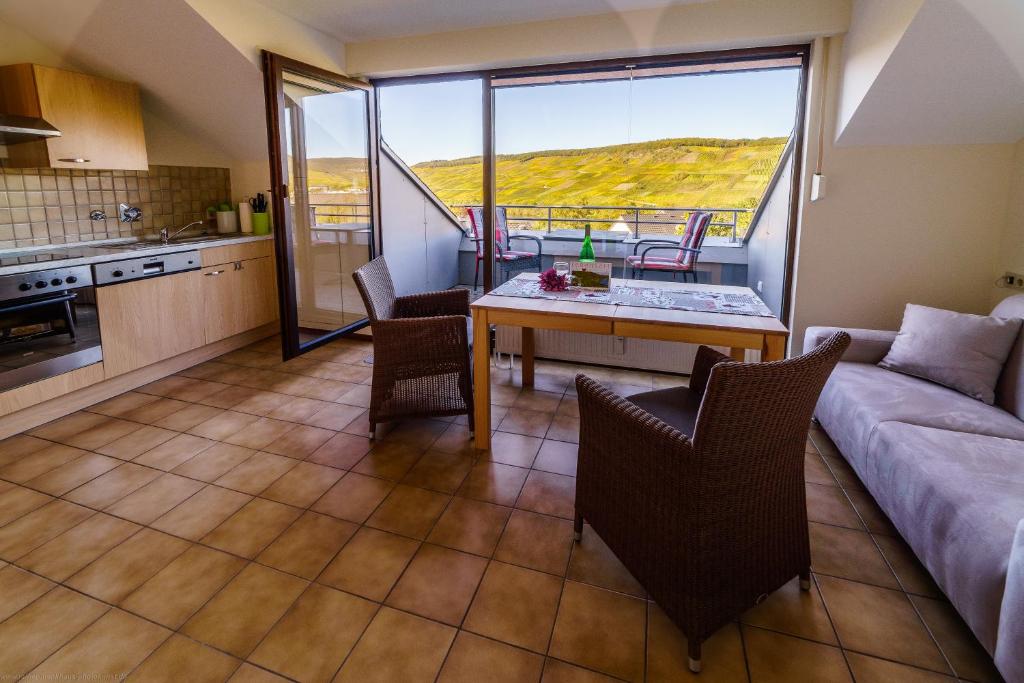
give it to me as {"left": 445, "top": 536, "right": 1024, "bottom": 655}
{"left": 573, "top": 331, "right": 850, "bottom": 674}
{"left": 352, "top": 257, "right": 474, "bottom": 437}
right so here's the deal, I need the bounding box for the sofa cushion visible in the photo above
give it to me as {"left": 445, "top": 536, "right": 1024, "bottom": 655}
{"left": 815, "top": 362, "right": 1024, "bottom": 475}
{"left": 868, "top": 422, "right": 1024, "bottom": 656}
{"left": 879, "top": 304, "right": 1021, "bottom": 405}
{"left": 992, "top": 294, "right": 1024, "bottom": 420}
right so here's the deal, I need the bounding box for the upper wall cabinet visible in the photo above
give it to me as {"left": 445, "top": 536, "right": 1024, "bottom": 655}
{"left": 0, "top": 64, "right": 148, "bottom": 170}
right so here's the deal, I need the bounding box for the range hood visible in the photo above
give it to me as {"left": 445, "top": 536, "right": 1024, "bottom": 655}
{"left": 0, "top": 114, "right": 61, "bottom": 144}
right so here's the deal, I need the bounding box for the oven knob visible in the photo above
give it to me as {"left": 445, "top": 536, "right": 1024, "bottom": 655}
{"left": 35, "top": 281, "right": 47, "bottom": 289}
{"left": 65, "top": 276, "right": 78, "bottom": 284}
{"left": 18, "top": 283, "right": 31, "bottom": 291}
{"left": 51, "top": 278, "right": 63, "bottom": 286}
{"left": 112, "top": 270, "right": 124, "bottom": 277}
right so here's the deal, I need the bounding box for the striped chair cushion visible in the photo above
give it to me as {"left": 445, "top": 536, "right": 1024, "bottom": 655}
{"left": 625, "top": 254, "right": 694, "bottom": 271}
{"left": 467, "top": 207, "right": 514, "bottom": 259}
{"left": 680, "top": 212, "right": 711, "bottom": 267}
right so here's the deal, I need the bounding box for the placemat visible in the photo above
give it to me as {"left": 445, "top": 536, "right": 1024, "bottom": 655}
{"left": 489, "top": 277, "right": 775, "bottom": 317}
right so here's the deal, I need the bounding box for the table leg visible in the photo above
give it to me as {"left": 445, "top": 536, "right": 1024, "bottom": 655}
{"left": 473, "top": 308, "right": 491, "bottom": 450}
{"left": 762, "top": 334, "right": 786, "bottom": 362}
{"left": 522, "top": 327, "right": 535, "bottom": 387}
{"left": 729, "top": 347, "right": 746, "bottom": 362}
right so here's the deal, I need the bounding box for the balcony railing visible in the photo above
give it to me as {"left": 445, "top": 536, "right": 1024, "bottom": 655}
{"left": 307, "top": 202, "right": 753, "bottom": 242}
{"left": 452, "top": 204, "right": 752, "bottom": 242}
{"left": 310, "top": 203, "right": 372, "bottom": 227}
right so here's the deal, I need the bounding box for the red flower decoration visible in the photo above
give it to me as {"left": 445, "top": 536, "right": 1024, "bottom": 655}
{"left": 538, "top": 267, "right": 569, "bottom": 292}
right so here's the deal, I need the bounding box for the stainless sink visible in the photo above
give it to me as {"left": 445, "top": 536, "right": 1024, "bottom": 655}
{"left": 107, "top": 234, "right": 233, "bottom": 250}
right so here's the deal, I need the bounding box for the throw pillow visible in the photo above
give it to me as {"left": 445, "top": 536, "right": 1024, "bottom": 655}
{"left": 879, "top": 304, "right": 1022, "bottom": 404}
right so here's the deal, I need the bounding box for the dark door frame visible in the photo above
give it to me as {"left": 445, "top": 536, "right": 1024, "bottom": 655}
{"left": 262, "top": 50, "right": 381, "bottom": 360}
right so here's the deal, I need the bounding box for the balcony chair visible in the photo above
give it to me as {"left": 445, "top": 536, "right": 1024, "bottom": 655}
{"left": 625, "top": 211, "right": 712, "bottom": 281}
{"left": 467, "top": 206, "right": 543, "bottom": 290}
{"left": 573, "top": 331, "right": 851, "bottom": 674}
{"left": 352, "top": 257, "right": 474, "bottom": 437}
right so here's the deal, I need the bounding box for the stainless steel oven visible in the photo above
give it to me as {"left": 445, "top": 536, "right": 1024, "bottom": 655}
{"left": 0, "top": 264, "right": 101, "bottom": 392}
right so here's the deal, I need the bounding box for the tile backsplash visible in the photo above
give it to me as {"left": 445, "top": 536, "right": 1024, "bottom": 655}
{"left": 0, "top": 165, "right": 231, "bottom": 250}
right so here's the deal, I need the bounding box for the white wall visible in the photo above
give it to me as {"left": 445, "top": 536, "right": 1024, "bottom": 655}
{"left": 994, "top": 138, "right": 1024, "bottom": 305}
{"left": 791, "top": 37, "right": 1015, "bottom": 347}
{"left": 745, "top": 149, "right": 794, "bottom": 317}
{"left": 184, "top": 0, "right": 345, "bottom": 73}
{"left": 183, "top": 0, "right": 349, "bottom": 206}
{"left": 378, "top": 149, "right": 463, "bottom": 294}
{"left": 346, "top": 0, "right": 850, "bottom": 76}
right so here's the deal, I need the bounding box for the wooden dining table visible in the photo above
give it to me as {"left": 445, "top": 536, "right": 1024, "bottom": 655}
{"left": 470, "top": 275, "right": 789, "bottom": 450}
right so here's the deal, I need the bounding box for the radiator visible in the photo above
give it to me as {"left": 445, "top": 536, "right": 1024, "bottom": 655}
{"left": 494, "top": 326, "right": 759, "bottom": 374}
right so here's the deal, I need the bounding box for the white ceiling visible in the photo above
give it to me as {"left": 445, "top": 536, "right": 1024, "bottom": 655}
{"left": 837, "top": 0, "right": 1024, "bottom": 146}
{"left": 259, "top": 0, "right": 709, "bottom": 42}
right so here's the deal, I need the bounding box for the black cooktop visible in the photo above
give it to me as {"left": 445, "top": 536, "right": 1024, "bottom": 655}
{"left": 0, "top": 245, "right": 127, "bottom": 268}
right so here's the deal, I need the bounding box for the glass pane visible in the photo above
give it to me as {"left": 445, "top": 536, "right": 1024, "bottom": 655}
{"left": 282, "top": 70, "right": 373, "bottom": 345}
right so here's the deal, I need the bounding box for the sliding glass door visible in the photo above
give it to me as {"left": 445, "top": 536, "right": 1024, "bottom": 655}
{"left": 263, "top": 52, "right": 379, "bottom": 360}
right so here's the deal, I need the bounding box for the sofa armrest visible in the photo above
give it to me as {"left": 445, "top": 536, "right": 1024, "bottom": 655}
{"left": 803, "top": 326, "right": 897, "bottom": 364}
{"left": 995, "top": 518, "right": 1024, "bottom": 682}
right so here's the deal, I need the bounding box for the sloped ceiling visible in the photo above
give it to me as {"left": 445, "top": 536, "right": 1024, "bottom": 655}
{"left": 0, "top": 0, "right": 265, "bottom": 161}
{"left": 259, "top": 0, "right": 710, "bottom": 43}
{"left": 837, "top": 0, "right": 1024, "bottom": 146}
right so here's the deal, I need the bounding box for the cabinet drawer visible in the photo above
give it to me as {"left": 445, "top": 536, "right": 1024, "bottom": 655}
{"left": 201, "top": 240, "right": 273, "bottom": 267}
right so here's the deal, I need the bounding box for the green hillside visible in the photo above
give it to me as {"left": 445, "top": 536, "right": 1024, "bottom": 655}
{"left": 305, "top": 137, "right": 788, "bottom": 234}
{"left": 414, "top": 137, "right": 787, "bottom": 210}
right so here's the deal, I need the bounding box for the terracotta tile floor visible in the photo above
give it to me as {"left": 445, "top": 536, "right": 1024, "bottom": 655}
{"left": 0, "top": 335, "right": 1005, "bottom": 682}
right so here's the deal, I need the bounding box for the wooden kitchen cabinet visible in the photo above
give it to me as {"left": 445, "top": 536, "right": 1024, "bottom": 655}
{"left": 203, "top": 256, "right": 278, "bottom": 344}
{"left": 97, "top": 271, "right": 205, "bottom": 378}
{"left": 0, "top": 63, "right": 148, "bottom": 170}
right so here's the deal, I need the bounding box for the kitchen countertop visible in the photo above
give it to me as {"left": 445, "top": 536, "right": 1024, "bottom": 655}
{"left": 0, "top": 234, "right": 274, "bottom": 276}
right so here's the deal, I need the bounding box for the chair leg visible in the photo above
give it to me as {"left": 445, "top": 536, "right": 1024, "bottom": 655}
{"left": 688, "top": 639, "right": 702, "bottom": 673}
{"left": 799, "top": 568, "right": 811, "bottom": 591}
{"left": 573, "top": 510, "right": 583, "bottom": 542}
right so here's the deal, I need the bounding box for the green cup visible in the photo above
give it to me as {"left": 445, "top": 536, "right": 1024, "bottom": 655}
{"left": 251, "top": 212, "right": 270, "bottom": 235}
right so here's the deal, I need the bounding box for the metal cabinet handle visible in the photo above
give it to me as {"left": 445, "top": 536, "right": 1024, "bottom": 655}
{"left": 58, "top": 158, "right": 90, "bottom": 163}
{"left": 205, "top": 270, "right": 225, "bottom": 276}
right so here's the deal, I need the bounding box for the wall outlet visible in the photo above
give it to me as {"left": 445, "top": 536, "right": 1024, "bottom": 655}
{"left": 1005, "top": 272, "right": 1024, "bottom": 289}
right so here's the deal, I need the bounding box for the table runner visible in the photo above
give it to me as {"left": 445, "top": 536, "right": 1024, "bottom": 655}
{"left": 489, "top": 277, "right": 775, "bottom": 317}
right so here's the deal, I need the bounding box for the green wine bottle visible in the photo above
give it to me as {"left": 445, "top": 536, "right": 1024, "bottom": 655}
{"left": 579, "top": 222, "right": 596, "bottom": 262}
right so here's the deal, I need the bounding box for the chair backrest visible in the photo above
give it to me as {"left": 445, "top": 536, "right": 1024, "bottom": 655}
{"left": 467, "top": 207, "right": 509, "bottom": 257}
{"left": 351, "top": 256, "right": 396, "bottom": 322}
{"left": 992, "top": 294, "right": 1024, "bottom": 419}
{"left": 692, "top": 330, "right": 850, "bottom": 471}
{"left": 676, "top": 211, "right": 712, "bottom": 266}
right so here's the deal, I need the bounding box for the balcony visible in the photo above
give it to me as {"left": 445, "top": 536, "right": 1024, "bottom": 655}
{"left": 453, "top": 203, "right": 753, "bottom": 243}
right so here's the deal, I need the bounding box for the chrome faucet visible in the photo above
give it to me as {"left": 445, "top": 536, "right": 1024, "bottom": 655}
{"left": 159, "top": 220, "right": 206, "bottom": 245}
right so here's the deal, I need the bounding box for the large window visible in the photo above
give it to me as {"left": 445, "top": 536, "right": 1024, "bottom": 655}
{"left": 493, "top": 68, "right": 799, "bottom": 240}
{"left": 377, "top": 60, "right": 800, "bottom": 242}
{"left": 378, "top": 78, "right": 482, "bottom": 214}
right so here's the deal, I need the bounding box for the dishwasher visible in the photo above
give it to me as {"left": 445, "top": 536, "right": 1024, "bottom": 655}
{"left": 92, "top": 250, "right": 201, "bottom": 286}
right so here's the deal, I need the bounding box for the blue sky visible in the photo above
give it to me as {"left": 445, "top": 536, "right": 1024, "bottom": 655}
{"left": 297, "top": 68, "right": 801, "bottom": 163}
{"left": 376, "top": 68, "right": 800, "bottom": 165}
